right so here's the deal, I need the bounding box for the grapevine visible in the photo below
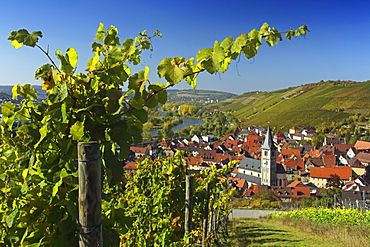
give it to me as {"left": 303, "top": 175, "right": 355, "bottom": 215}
{"left": 0, "top": 23, "right": 309, "bottom": 245}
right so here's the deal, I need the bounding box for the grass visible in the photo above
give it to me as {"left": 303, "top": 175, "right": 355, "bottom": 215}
{"left": 228, "top": 217, "right": 345, "bottom": 247}
{"left": 228, "top": 217, "right": 370, "bottom": 247}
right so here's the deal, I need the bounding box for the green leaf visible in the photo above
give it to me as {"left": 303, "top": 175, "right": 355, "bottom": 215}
{"left": 110, "top": 121, "right": 132, "bottom": 159}
{"left": 131, "top": 108, "right": 148, "bottom": 123}
{"left": 34, "top": 124, "right": 48, "bottom": 148}
{"left": 6, "top": 208, "right": 19, "bottom": 228}
{"left": 144, "top": 95, "right": 158, "bottom": 109}
{"left": 23, "top": 84, "right": 38, "bottom": 100}
{"left": 95, "top": 23, "right": 106, "bottom": 42}
{"left": 107, "top": 45, "right": 124, "bottom": 65}
{"left": 242, "top": 43, "right": 258, "bottom": 59}
{"left": 248, "top": 29, "right": 262, "bottom": 46}
{"left": 2, "top": 101, "right": 15, "bottom": 129}
{"left": 8, "top": 29, "right": 42, "bottom": 48}
{"left": 55, "top": 49, "right": 73, "bottom": 73}
{"left": 157, "top": 57, "right": 184, "bottom": 84}
{"left": 105, "top": 25, "right": 120, "bottom": 45}
{"left": 285, "top": 30, "right": 295, "bottom": 40}
{"left": 196, "top": 48, "right": 213, "bottom": 62}
{"left": 265, "top": 34, "right": 278, "bottom": 46}
{"left": 13, "top": 84, "right": 38, "bottom": 100}
{"left": 202, "top": 59, "right": 217, "bottom": 74}
{"left": 220, "top": 37, "right": 233, "bottom": 51}
{"left": 260, "top": 22, "right": 270, "bottom": 34}
{"left": 70, "top": 121, "right": 84, "bottom": 141}
{"left": 212, "top": 41, "right": 225, "bottom": 66}
{"left": 66, "top": 48, "right": 78, "bottom": 69}
{"left": 52, "top": 179, "right": 62, "bottom": 197}
{"left": 231, "top": 33, "right": 247, "bottom": 54}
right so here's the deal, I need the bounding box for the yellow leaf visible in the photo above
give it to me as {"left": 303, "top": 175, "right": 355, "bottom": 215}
{"left": 11, "top": 40, "right": 23, "bottom": 49}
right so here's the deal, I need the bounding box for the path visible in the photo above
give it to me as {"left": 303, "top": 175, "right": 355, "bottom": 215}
{"left": 230, "top": 209, "right": 285, "bottom": 218}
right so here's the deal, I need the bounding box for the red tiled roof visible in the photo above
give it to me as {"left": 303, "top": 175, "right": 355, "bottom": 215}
{"left": 308, "top": 149, "right": 323, "bottom": 158}
{"left": 184, "top": 157, "right": 203, "bottom": 166}
{"left": 214, "top": 153, "right": 230, "bottom": 163}
{"left": 228, "top": 177, "right": 247, "bottom": 189}
{"left": 334, "top": 144, "right": 354, "bottom": 153}
{"left": 323, "top": 155, "right": 337, "bottom": 168}
{"left": 130, "top": 146, "right": 147, "bottom": 154}
{"left": 281, "top": 148, "right": 301, "bottom": 158}
{"left": 355, "top": 152, "right": 370, "bottom": 163}
{"left": 310, "top": 166, "right": 352, "bottom": 180}
{"left": 284, "top": 158, "right": 305, "bottom": 171}
{"left": 287, "top": 180, "right": 304, "bottom": 187}
{"left": 355, "top": 141, "right": 370, "bottom": 150}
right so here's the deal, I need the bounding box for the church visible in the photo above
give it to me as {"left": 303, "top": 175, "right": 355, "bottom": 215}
{"left": 232, "top": 126, "right": 287, "bottom": 187}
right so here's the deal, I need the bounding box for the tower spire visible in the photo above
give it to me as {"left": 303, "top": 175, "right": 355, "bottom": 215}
{"left": 262, "top": 125, "right": 276, "bottom": 150}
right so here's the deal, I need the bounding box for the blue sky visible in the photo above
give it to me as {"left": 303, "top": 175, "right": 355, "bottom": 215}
{"left": 1, "top": 0, "right": 370, "bottom": 94}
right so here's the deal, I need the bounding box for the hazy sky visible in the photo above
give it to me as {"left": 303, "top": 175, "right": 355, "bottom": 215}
{"left": 1, "top": 0, "right": 370, "bottom": 94}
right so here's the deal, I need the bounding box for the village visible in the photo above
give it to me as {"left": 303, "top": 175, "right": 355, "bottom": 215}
{"left": 124, "top": 125, "right": 370, "bottom": 207}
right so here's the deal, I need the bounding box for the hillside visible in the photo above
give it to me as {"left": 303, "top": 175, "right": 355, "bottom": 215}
{"left": 166, "top": 89, "right": 236, "bottom": 103}
{"left": 0, "top": 85, "right": 235, "bottom": 104}
{"left": 215, "top": 80, "right": 370, "bottom": 130}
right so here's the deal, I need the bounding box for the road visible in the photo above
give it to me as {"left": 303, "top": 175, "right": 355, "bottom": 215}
{"left": 230, "top": 209, "right": 286, "bottom": 218}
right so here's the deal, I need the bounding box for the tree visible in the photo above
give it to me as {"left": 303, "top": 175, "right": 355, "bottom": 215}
{"left": 326, "top": 174, "right": 342, "bottom": 188}
{"left": 0, "top": 23, "right": 309, "bottom": 245}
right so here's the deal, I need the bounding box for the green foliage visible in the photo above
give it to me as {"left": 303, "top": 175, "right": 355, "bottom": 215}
{"left": 271, "top": 207, "right": 370, "bottom": 227}
{"left": 0, "top": 22, "right": 308, "bottom": 245}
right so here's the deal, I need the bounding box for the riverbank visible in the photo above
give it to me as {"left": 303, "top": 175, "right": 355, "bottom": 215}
{"left": 150, "top": 117, "right": 204, "bottom": 136}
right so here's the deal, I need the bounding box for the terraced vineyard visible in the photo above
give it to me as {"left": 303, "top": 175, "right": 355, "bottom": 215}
{"left": 214, "top": 80, "right": 370, "bottom": 130}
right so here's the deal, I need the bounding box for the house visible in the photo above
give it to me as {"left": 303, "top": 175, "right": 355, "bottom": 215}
{"left": 272, "top": 185, "right": 311, "bottom": 202}
{"left": 354, "top": 152, "right": 370, "bottom": 166}
{"left": 130, "top": 146, "right": 149, "bottom": 158}
{"left": 309, "top": 166, "right": 353, "bottom": 187}
{"left": 289, "top": 127, "right": 303, "bottom": 134}
{"left": 343, "top": 166, "right": 370, "bottom": 192}
{"left": 184, "top": 157, "right": 205, "bottom": 170}
{"left": 291, "top": 133, "right": 304, "bottom": 141}
{"left": 302, "top": 127, "right": 317, "bottom": 136}
{"left": 354, "top": 140, "right": 370, "bottom": 152}
{"left": 347, "top": 147, "right": 359, "bottom": 159}
{"left": 319, "top": 145, "right": 335, "bottom": 156}
{"left": 228, "top": 177, "right": 248, "bottom": 196}
{"left": 324, "top": 136, "right": 346, "bottom": 145}
{"left": 333, "top": 144, "right": 354, "bottom": 156}
{"left": 280, "top": 148, "right": 301, "bottom": 159}
{"left": 322, "top": 155, "right": 337, "bottom": 168}
{"left": 123, "top": 161, "right": 138, "bottom": 175}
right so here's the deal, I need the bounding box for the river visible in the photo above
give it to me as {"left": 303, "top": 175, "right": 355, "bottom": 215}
{"left": 150, "top": 117, "right": 204, "bottom": 136}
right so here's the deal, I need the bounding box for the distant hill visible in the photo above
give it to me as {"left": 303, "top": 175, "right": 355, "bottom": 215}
{"left": 166, "top": 89, "right": 236, "bottom": 103}
{"left": 0, "top": 85, "right": 236, "bottom": 104}
{"left": 213, "top": 80, "right": 370, "bottom": 130}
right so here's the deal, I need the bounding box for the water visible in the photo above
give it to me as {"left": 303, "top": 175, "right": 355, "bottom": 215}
{"left": 150, "top": 117, "right": 204, "bottom": 136}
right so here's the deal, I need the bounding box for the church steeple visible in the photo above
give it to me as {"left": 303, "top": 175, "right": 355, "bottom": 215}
{"left": 261, "top": 125, "right": 276, "bottom": 150}
{"left": 261, "top": 125, "right": 277, "bottom": 186}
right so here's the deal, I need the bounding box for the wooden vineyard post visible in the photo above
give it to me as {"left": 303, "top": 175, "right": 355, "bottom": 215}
{"left": 78, "top": 142, "right": 103, "bottom": 247}
{"left": 184, "top": 175, "right": 194, "bottom": 238}
{"left": 202, "top": 183, "right": 210, "bottom": 247}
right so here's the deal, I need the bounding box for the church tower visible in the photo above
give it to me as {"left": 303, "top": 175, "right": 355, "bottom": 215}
{"left": 261, "top": 126, "right": 277, "bottom": 186}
